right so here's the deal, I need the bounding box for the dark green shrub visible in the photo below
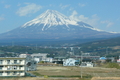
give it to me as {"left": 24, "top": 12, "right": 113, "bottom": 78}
{"left": 106, "top": 63, "right": 120, "bottom": 69}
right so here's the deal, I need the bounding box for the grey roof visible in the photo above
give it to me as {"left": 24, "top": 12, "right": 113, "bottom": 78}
{"left": 31, "top": 53, "right": 48, "bottom": 57}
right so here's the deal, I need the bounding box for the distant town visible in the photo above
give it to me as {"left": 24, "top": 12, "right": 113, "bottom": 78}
{"left": 0, "top": 45, "right": 120, "bottom": 78}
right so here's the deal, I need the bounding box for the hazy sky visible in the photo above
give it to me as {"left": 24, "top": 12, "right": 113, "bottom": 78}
{"left": 0, "top": 0, "right": 120, "bottom": 33}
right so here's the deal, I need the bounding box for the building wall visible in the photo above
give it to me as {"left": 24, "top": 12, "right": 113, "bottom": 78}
{"left": 19, "top": 54, "right": 37, "bottom": 71}
{"left": 63, "top": 58, "right": 77, "bottom": 66}
{"left": 0, "top": 58, "right": 26, "bottom": 77}
{"left": 80, "top": 62, "right": 93, "bottom": 67}
{"left": 31, "top": 53, "right": 48, "bottom": 62}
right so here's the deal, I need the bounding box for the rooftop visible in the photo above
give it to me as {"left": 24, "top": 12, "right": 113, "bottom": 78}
{"left": 0, "top": 57, "right": 26, "bottom": 59}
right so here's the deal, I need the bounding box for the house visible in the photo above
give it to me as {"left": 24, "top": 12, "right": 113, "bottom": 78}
{"left": 31, "top": 53, "right": 48, "bottom": 62}
{"left": 117, "top": 56, "right": 120, "bottom": 63}
{"left": 52, "top": 57, "right": 66, "bottom": 64}
{"left": 80, "top": 58, "right": 94, "bottom": 67}
{"left": 99, "top": 57, "right": 107, "bottom": 63}
{"left": 63, "top": 58, "right": 79, "bottom": 66}
{"left": 117, "top": 59, "right": 120, "bottom": 63}
{"left": 0, "top": 57, "right": 26, "bottom": 77}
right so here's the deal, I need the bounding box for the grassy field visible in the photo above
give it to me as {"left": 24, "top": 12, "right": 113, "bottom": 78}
{"left": 1, "top": 64, "right": 120, "bottom": 80}
{"left": 0, "top": 77, "right": 81, "bottom": 80}
{"left": 28, "top": 65, "right": 120, "bottom": 80}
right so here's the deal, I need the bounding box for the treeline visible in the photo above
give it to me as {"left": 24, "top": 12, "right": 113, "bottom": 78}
{"left": 0, "top": 46, "right": 70, "bottom": 57}
{"left": 76, "top": 37, "right": 120, "bottom": 57}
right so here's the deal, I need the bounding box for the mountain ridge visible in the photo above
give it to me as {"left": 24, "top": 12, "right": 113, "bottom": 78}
{"left": 0, "top": 10, "right": 119, "bottom": 40}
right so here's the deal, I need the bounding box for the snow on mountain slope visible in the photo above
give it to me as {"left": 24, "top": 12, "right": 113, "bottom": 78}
{"left": 22, "top": 10, "right": 78, "bottom": 31}
{"left": 0, "top": 9, "right": 119, "bottom": 40}
{"left": 22, "top": 10, "right": 101, "bottom": 32}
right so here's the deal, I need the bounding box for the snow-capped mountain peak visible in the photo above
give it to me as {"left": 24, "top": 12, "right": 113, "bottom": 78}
{"left": 22, "top": 10, "right": 78, "bottom": 31}
{"left": 0, "top": 10, "right": 119, "bottom": 40}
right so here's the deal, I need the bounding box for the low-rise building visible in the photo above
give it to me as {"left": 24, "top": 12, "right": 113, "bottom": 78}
{"left": 99, "top": 57, "right": 107, "bottom": 63}
{"left": 0, "top": 57, "right": 26, "bottom": 77}
{"left": 63, "top": 58, "right": 79, "bottom": 66}
{"left": 31, "top": 53, "right": 48, "bottom": 62}
{"left": 117, "top": 59, "right": 120, "bottom": 63}
{"left": 80, "top": 58, "right": 94, "bottom": 67}
{"left": 117, "top": 56, "right": 120, "bottom": 63}
{"left": 19, "top": 54, "right": 37, "bottom": 71}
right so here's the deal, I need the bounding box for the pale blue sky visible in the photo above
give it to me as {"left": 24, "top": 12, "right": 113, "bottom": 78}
{"left": 0, "top": 0, "right": 120, "bottom": 33}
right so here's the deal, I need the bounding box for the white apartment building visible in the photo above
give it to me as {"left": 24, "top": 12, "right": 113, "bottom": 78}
{"left": 0, "top": 57, "right": 26, "bottom": 77}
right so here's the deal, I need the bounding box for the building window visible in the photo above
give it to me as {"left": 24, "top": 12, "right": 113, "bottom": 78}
{"left": 7, "top": 66, "right": 12, "bottom": 70}
{"left": 14, "top": 60, "right": 17, "bottom": 64}
{"left": 0, "top": 71, "right": 3, "bottom": 75}
{"left": 19, "top": 66, "right": 23, "bottom": 70}
{"left": 7, "top": 71, "right": 10, "bottom": 75}
{"left": 19, "top": 71, "right": 23, "bottom": 74}
{"left": 0, "top": 60, "right": 3, "bottom": 64}
{"left": 0, "top": 66, "right": 3, "bottom": 70}
{"left": 13, "top": 71, "right": 17, "bottom": 75}
{"left": 13, "top": 66, "right": 17, "bottom": 70}
{"left": 19, "top": 60, "right": 22, "bottom": 64}
{"left": 7, "top": 60, "right": 10, "bottom": 64}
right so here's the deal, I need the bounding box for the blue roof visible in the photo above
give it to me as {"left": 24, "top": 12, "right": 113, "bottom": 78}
{"left": 100, "top": 57, "right": 106, "bottom": 60}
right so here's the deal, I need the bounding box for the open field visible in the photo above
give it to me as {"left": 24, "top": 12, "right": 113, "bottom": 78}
{"left": 29, "top": 65, "right": 120, "bottom": 77}
{"left": 0, "top": 77, "right": 80, "bottom": 80}
{"left": 1, "top": 65, "right": 120, "bottom": 80}
{"left": 1, "top": 77, "right": 120, "bottom": 80}
{"left": 28, "top": 65, "right": 120, "bottom": 80}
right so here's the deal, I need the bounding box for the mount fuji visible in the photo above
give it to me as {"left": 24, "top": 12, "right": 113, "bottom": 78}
{"left": 0, "top": 10, "right": 119, "bottom": 40}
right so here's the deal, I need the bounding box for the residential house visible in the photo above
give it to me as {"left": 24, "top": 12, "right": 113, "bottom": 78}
{"left": 80, "top": 58, "right": 94, "bottom": 67}
{"left": 31, "top": 53, "right": 48, "bottom": 63}
{"left": 99, "top": 57, "right": 107, "bottom": 63}
{"left": 117, "top": 56, "right": 120, "bottom": 63}
{"left": 63, "top": 58, "right": 79, "bottom": 66}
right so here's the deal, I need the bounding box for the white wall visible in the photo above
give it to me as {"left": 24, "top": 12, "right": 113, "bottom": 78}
{"left": 0, "top": 58, "right": 26, "bottom": 77}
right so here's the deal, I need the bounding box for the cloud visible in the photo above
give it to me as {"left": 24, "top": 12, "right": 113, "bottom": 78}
{"left": 70, "top": 10, "right": 115, "bottom": 29}
{"left": 101, "top": 20, "right": 114, "bottom": 27}
{"left": 69, "top": 10, "right": 99, "bottom": 27}
{"left": 60, "top": 4, "right": 70, "bottom": 10}
{"left": 4, "top": 5, "right": 11, "bottom": 8}
{"left": 16, "top": 3, "right": 42, "bottom": 16}
{"left": 78, "top": 3, "right": 86, "bottom": 7}
{"left": 69, "top": 10, "right": 79, "bottom": 21}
